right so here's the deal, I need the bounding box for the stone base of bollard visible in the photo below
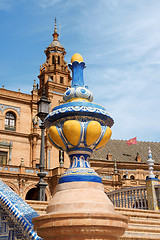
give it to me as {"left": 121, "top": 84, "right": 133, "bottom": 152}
{"left": 33, "top": 181, "right": 128, "bottom": 240}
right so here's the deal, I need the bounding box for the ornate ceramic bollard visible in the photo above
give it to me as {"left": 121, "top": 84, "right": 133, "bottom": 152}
{"left": 33, "top": 53, "right": 128, "bottom": 240}
{"left": 46, "top": 53, "right": 113, "bottom": 185}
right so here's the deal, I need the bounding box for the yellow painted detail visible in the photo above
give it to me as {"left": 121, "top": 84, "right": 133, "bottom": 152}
{"left": 63, "top": 120, "right": 81, "bottom": 146}
{"left": 71, "top": 53, "right": 83, "bottom": 63}
{"left": 86, "top": 121, "right": 101, "bottom": 146}
{"left": 48, "top": 126, "right": 65, "bottom": 148}
{"left": 95, "top": 127, "right": 112, "bottom": 149}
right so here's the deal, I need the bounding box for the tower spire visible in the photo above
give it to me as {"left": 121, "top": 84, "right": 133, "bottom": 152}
{"left": 54, "top": 17, "right": 57, "bottom": 33}
{"left": 52, "top": 17, "right": 59, "bottom": 41}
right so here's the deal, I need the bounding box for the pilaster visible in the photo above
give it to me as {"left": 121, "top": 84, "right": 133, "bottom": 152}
{"left": 146, "top": 178, "right": 159, "bottom": 210}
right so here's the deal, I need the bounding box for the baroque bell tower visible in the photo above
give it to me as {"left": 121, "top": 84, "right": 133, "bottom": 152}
{"left": 38, "top": 19, "right": 71, "bottom": 105}
{"left": 37, "top": 19, "right": 71, "bottom": 170}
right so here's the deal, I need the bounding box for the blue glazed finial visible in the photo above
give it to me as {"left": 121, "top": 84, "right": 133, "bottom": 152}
{"left": 63, "top": 53, "right": 93, "bottom": 102}
{"left": 69, "top": 61, "right": 85, "bottom": 87}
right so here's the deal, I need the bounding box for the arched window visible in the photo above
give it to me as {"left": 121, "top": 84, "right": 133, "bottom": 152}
{"left": 25, "top": 188, "right": 38, "bottom": 200}
{"left": 5, "top": 112, "right": 16, "bottom": 131}
{"left": 25, "top": 188, "right": 47, "bottom": 201}
{"left": 58, "top": 56, "right": 60, "bottom": 65}
{"left": 130, "top": 175, "right": 135, "bottom": 180}
{"left": 52, "top": 55, "right": 55, "bottom": 64}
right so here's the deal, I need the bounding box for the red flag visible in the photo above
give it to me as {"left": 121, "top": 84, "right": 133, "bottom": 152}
{"left": 127, "top": 137, "right": 137, "bottom": 145}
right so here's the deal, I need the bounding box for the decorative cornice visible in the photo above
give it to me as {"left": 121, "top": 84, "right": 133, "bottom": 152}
{"left": 0, "top": 89, "right": 32, "bottom": 104}
{"left": 0, "top": 130, "right": 30, "bottom": 138}
{"left": 0, "top": 140, "right": 12, "bottom": 148}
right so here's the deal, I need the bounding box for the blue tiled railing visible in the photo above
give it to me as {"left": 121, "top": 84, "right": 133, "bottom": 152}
{"left": 0, "top": 180, "right": 42, "bottom": 240}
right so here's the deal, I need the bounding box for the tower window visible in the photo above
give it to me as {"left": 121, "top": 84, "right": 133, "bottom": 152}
{"left": 52, "top": 55, "right": 55, "bottom": 64}
{"left": 0, "top": 151, "right": 8, "bottom": 165}
{"left": 130, "top": 175, "right": 135, "bottom": 180}
{"left": 60, "top": 77, "right": 64, "bottom": 84}
{"left": 58, "top": 56, "right": 60, "bottom": 65}
{"left": 48, "top": 75, "right": 53, "bottom": 81}
{"left": 5, "top": 112, "right": 16, "bottom": 131}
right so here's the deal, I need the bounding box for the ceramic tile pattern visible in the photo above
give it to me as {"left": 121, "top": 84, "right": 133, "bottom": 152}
{"left": 0, "top": 180, "right": 42, "bottom": 240}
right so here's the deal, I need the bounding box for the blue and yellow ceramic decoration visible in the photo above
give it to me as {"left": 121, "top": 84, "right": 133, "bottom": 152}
{"left": 45, "top": 53, "right": 114, "bottom": 184}
{"left": 63, "top": 120, "right": 81, "bottom": 146}
{"left": 85, "top": 121, "right": 101, "bottom": 146}
{"left": 71, "top": 53, "right": 84, "bottom": 63}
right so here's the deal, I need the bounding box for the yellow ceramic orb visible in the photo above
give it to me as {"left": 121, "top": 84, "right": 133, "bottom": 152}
{"left": 95, "top": 127, "right": 112, "bottom": 150}
{"left": 86, "top": 121, "right": 101, "bottom": 146}
{"left": 71, "top": 53, "right": 84, "bottom": 63}
{"left": 63, "top": 120, "right": 81, "bottom": 146}
{"left": 48, "top": 126, "right": 65, "bottom": 149}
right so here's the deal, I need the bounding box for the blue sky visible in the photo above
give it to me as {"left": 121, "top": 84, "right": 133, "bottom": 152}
{"left": 0, "top": 0, "right": 160, "bottom": 142}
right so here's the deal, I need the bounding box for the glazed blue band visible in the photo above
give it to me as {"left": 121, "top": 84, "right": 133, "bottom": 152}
{"left": 51, "top": 100, "right": 106, "bottom": 112}
{"left": 59, "top": 175, "right": 102, "bottom": 184}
